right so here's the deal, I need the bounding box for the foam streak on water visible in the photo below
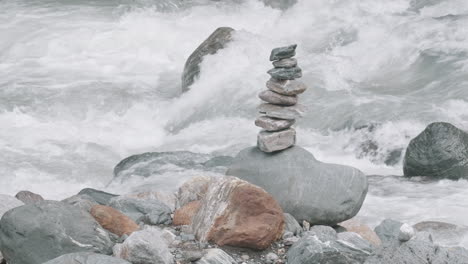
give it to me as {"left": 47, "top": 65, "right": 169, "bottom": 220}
{"left": 1, "top": 0, "right": 468, "bottom": 243}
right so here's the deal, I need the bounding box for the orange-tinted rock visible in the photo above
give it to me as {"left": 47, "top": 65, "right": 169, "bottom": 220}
{"left": 173, "top": 200, "right": 201, "bottom": 226}
{"left": 339, "top": 219, "right": 381, "bottom": 246}
{"left": 191, "top": 177, "right": 284, "bottom": 250}
{"left": 90, "top": 205, "right": 139, "bottom": 236}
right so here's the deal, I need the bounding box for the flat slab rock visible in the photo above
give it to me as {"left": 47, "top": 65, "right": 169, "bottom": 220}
{"left": 270, "top": 44, "right": 297, "bottom": 61}
{"left": 258, "top": 103, "right": 305, "bottom": 120}
{"left": 255, "top": 116, "right": 295, "bottom": 131}
{"left": 190, "top": 176, "right": 284, "bottom": 250}
{"left": 266, "top": 78, "right": 307, "bottom": 95}
{"left": 226, "top": 146, "right": 368, "bottom": 225}
{"left": 273, "top": 58, "right": 297, "bottom": 68}
{"left": 267, "top": 66, "right": 302, "bottom": 80}
{"left": 257, "top": 128, "right": 296, "bottom": 153}
{"left": 258, "top": 90, "right": 297, "bottom": 106}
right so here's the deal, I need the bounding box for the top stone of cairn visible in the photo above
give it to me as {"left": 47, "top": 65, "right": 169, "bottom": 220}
{"left": 269, "top": 44, "right": 297, "bottom": 61}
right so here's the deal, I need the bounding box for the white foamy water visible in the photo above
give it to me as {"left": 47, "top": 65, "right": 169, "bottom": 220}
{"left": 1, "top": 0, "right": 468, "bottom": 246}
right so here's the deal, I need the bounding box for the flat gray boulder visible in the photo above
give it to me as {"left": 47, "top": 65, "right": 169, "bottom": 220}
{"left": 43, "top": 252, "right": 131, "bottom": 264}
{"left": 109, "top": 196, "right": 172, "bottom": 225}
{"left": 226, "top": 146, "right": 368, "bottom": 225}
{"left": 0, "top": 201, "right": 113, "bottom": 264}
{"left": 287, "top": 226, "right": 373, "bottom": 264}
{"left": 181, "top": 27, "right": 234, "bottom": 92}
{"left": 403, "top": 122, "right": 468, "bottom": 179}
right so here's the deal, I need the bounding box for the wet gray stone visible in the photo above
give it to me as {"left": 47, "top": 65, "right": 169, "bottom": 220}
{"left": 267, "top": 67, "right": 302, "bottom": 80}
{"left": 43, "top": 252, "right": 131, "bottom": 264}
{"left": 374, "top": 219, "right": 403, "bottom": 244}
{"left": 109, "top": 196, "right": 172, "bottom": 225}
{"left": 273, "top": 58, "right": 297, "bottom": 68}
{"left": 255, "top": 116, "right": 295, "bottom": 131}
{"left": 257, "top": 129, "right": 296, "bottom": 153}
{"left": 413, "top": 221, "right": 468, "bottom": 247}
{"left": 0, "top": 201, "right": 113, "bottom": 264}
{"left": 78, "top": 188, "right": 118, "bottom": 205}
{"left": 270, "top": 44, "right": 297, "bottom": 61}
{"left": 403, "top": 122, "right": 468, "bottom": 179}
{"left": 196, "top": 248, "right": 235, "bottom": 264}
{"left": 258, "top": 103, "right": 304, "bottom": 120}
{"left": 258, "top": 90, "right": 297, "bottom": 106}
{"left": 226, "top": 146, "right": 368, "bottom": 225}
{"left": 283, "top": 213, "right": 302, "bottom": 236}
{"left": 182, "top": 27, "right": 235, "bottom": 92}
{"left": 62, "top": 194, "right": 99, "bottom": 212}
{"left": 266, "top": 78, "right": 307, "bottom": 95}
{"left": 287, "top": 226, "right": 373, "bottom": 264}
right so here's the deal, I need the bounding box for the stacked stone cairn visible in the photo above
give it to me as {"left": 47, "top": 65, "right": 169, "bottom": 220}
{"left": 256, "top": 44, "right": 307, "bottom": 152}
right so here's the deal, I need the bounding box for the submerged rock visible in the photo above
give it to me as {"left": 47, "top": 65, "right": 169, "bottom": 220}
{"left": 90, "top": 205, "right": 139, "bottom": 236}
{"left": 43, "top": 252, "right": 131, "bottom": 264}
{"left": 14, "top": 190, "right": 44, "bottom": 204}
{"left": 403, "top": 122, "right": 468, "bottom": 179}
{"left": 112, "top": 151, "right": 215, "bottom": 184}
{"left": 257, "top": 128, "right": 296, "bottom": 152}
{"left": 287, "top": 226, "right": 373, "bottom": 264}
{"left": 0, "top": 201, "right": 113, "bottom": 264}
{"left": 413, "top": 221, "right": 468, "bottom": 247}
{"left": 226, "top": 146, "right": 368, "bottom": 225}
{"left": 262, "top": 0, "right": 298, "bottom": 10}
{"left": 182, "top": 27, "right": 235, "bottom": 92}
{"left": 109, "top": 196, "right": 172, "bottom": 225}
{"left": 191, "top": 176, "right": 284, "bottom": 250}
{"left": 113, "top": 227, "right": 173, "bottom": 264}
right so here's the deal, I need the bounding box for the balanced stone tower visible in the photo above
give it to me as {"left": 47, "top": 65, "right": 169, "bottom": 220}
{"left": 256, "top": 44, "right": 307, "bottom": 152}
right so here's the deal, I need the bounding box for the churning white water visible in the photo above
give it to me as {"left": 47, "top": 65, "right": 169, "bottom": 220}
{"left": 1, "top": 0, "right": 468, "bottom": 245}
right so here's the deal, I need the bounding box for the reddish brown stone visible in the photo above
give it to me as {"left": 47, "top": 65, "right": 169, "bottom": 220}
{"left": 90, "top": 205, "right": 139, "bottom": 236}
{"left": 339, "top": 219, "right": 381, "bottom": 246}
{"left": 173, "top": 200, "right": 201, "bottom": 226}
{"left": 191, "top": 177, "right": 284, "bottom": 250}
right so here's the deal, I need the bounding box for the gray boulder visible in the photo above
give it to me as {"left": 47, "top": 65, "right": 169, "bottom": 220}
{"left": 109, "top": 196, "right": 172, "bottom": 225}
{"left": 62, "top": 194, "right": 99, "bottom": 212}
{"left": 287, "top": 226, "right": 373, "bottom": 264}
{"left": 196, "top": 249, "right": 236, "bottom": 264}
{"left": 269, "top": 44, "right": 297, "bottom": 61}
{"left": 374, "top": 219, "right": 403, "bottom": 244}
{"left": 365, "top": 231, "right": 468, "bottom": 264}
{"left": 0, "top": 194, "right": 23, "bottom": 219}
{"left": 43, "top": 252, "right": 131, "bottom": 264}
{"left": 226, "top": 146, "right": 368, "bottom": 225}
{"left": 403, "top": 122, "right": 468, "bottom": 179}
{"left": 0, "top": 201, "right": 113, "bottom": 264}
{"left": 113, "top": 227, "right": 173, "bottom": 264}
{"left": 78, "top": 188, "right": 118, "bottom": 205}
{"left": 257, "top": 128, "right": 296, "bottom": 153}
{"left": 182, "top": 27, "right": 234, "bottom": 92}
{"left": 15, "top": 191, "right": 44, "bottom": 204}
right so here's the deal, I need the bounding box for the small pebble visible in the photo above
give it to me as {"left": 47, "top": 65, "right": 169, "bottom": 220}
{"left": 398, "top": 223, "right": 415, "bottom": 242}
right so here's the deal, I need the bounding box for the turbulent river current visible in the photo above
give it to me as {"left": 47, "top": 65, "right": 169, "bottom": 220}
{"left": 1, "top": 0, "right": 468, "bottom": 246}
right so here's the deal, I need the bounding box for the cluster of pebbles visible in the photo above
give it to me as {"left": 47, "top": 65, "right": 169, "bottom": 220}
{"left": 256, "top": 44, "right": 307, "bottom": 153}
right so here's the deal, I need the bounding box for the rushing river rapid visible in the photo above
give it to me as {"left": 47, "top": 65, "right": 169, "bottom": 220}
{"left": 1, "top": 0, "right": 468, "bottom": 246}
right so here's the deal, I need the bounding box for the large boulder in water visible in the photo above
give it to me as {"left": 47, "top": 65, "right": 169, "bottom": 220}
{"left": 43, "top": 252, "right": 131, "bottom": 264}
{"left": 403, "top": 122, "right": 468, "bottom": 179}
{"left": 181, "top": 27, "right": 234, "bottom": 92}
{"left": 0, "top": 201, "right": 114, "bottom": 264}
{"left": 226, "top": 146, "right": 368, "bottom": 225}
